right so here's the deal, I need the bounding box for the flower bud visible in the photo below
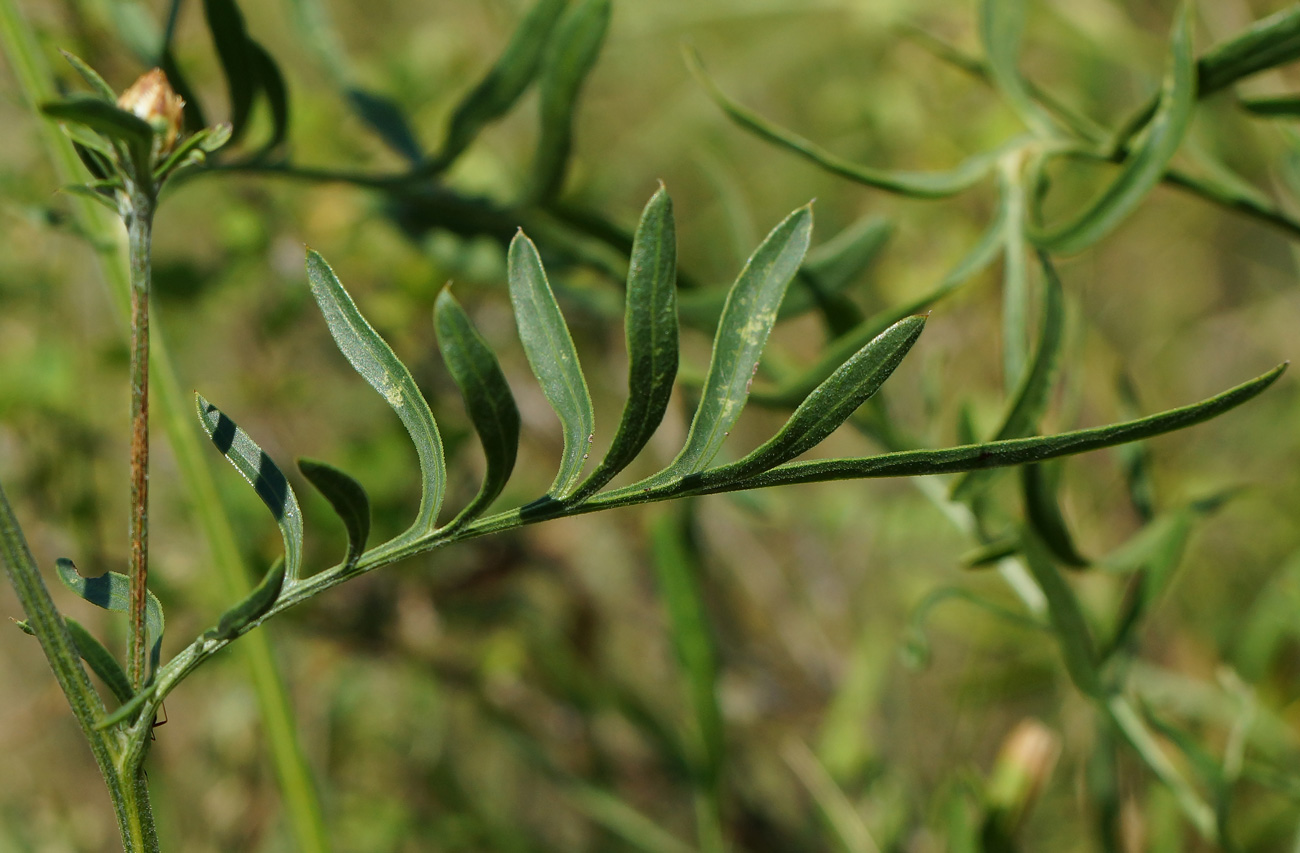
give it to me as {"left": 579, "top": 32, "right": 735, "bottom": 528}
{"left": 117, "top": 69, "right": 184, "bottom": 155}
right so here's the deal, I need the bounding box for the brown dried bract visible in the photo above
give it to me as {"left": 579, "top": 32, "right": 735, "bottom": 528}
{"left": 117, "top": 68, "right": 184, "bottom": 154}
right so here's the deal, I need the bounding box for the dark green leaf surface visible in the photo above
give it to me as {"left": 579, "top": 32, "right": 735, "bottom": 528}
{"left": 687, "top": 47, "right": 1005, "bottom": 199}
{"left": 657, "top": 204, "right": 813, "bottom": 481}
{"left": 346, "top": 88, "right": 422, "bottom": 164}
{"left": 573, "top": 186, "right": 678, "bottom": 500}
{"left": 703, "top": 364, "right": 1284, "bottom": 493}
{"left": 436, "top": 0, "right": 568, "bottom": 167}
{"left": 508, "top": 231, "right": 594, "bottom": 498}
{"left": 297, "top": 458, "right": 370, "bottom": 570}
{"left": 55, "top": 558, "right": 164, "bottom": 677}
{"left": 1020, "top": 528, "right": 1101, "bottom": 697}
{"left": 530, "top": 0, "right": 610, "bottom": 201}
{"left": 434, "top": 287, "right": 522, "bottom": 526}
{"left": 41, "top": 96, "right": 153, "bottom": 175}
{"left": 979, "top": 0, "right": 1059, "bottom": 137}
{"left": 1022, "top": 463, "right": 1088, "bottom": 567}
{"left": 204, "top": 558, "right": 286, "bottom": 642}
{"left": 701, "top": 315, "right": 925, "bottom": 487}
{"left": 161, "top": 46, "right": 209, "bottom": 133}
{"left": 1239, "top": 94, "right": 1300, "bottom": 118}
{"left": 65, "top": 618, "right": 134, "bottom": 706}
{"left": 306, "top": 249, "right": 447, "bottom": 537}
{"left": 196, "top": 395, "right": 305, "bottom": 583}
{"left": 650, "top": 507, "right": 724, "bottom": 787}
{"left": 250, "top": 40, "right": 290, "bottom": 150}
{"left": 1198, "top": 6, "right": 1300, "bottom": 96}
{"left": 950, "top": 250, "right": 1066, "bottom": 501}
{"left": 1032, "top": 7, "right": 1194, "bottom": 254}
{"left": 59, "top": 50, "right": 116, "bottom": 102}
{"left": 203, "top": 0, "right": 255, "bottom": 142}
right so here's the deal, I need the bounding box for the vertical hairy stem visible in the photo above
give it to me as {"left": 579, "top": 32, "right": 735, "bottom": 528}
{"left": 126, "top": 189, "right": 154, "bottom": 690}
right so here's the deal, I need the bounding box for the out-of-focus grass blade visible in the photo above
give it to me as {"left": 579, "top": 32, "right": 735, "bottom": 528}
{"left": 508, "top": 231, "right": 595, "bottom": 498}
{"left": 783, "top": 738, "right": 881, "bottom": 853}
{"left": 707, "top": 364, "right": 1284, "bottom": 492}
{"left": 1000, "top": 155, "right": 1030, "bottom": 391}
{"left": 655, "top": 204, "right": 812, "bottom": 482}
{"left": 196, "top": 394, "right": 305, "bottom": 584}
{"left": 434, "top": 0, "right": 568, "bottom": 168}
{"left": 1239, "top": 94, "right": 1300, "bottom": 118}
{"left": 529, "top": 0, "right": 610, "bottom": 202}
{"left": 55, "top": 558, "right": 165, "bottom": 678}
{"left": 1198, "top": 6, "right": 1300, "bottom": 96}
{"left": 1101, "top": 492, "right": 1234, "bottom": 659}
{"left": 1021, "top": 462, "right": 1088, "bottom": 567}
{"left": 297, "top": 458, "right": 370, "bottom": 571}
{"left": 1032, "top": 7, "right": 1194, "bottom": 254}
{"left": 950, "top": 251, "right": 1065, "bottom": 502}
{"left": 650, "top": 507, "right": 724, "bottom": 789}
{"left": 250, "top": 40, "right": 289, "bottom": 150}
{"left": 203, "top": 558, "right": 286, "bottom": 642}
{"left": 1235, "top": 551, "right": 1300, "bottom": 681}
{"left": 979, "top": 0, "right": 1060, "bottom": 138}
{"left": 700, "top": 315, "right": 925, "bottom": 487}
{"left": 202, "top": 0, "right": 255, "bottom": 142}
{"left": 306, "top": 249, "right": 446, "bottom": 538}
{"left": 1020, "top": 528, "right": 1101, "bottom": 697}
{"left": 572, "top": 186, "right": 677, "bottom": 500}
{"left": 685, "top": 47, "right": 1005, "bottom": 199}
{"left": 346, "top": 87, "right": 422, "bottom": 164}
{"left": 59, "top": 50, "right": 116, "bottom": 101}
{"left": 434, "top": 286, "right": 522, "bottom": 526}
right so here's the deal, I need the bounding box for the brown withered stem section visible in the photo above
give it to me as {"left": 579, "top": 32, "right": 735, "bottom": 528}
{"left": 117, "top": 68, "right": 179, "bottom": 689}
{"left": 125, "top": 190, "right": 153, "bottom": 690}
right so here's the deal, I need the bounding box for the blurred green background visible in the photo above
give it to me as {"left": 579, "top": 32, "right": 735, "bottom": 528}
{"left": 2, "top": 0, "right": 1300, "bottom": 850}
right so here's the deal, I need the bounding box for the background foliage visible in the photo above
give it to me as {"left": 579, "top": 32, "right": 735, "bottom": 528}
{"left": 2, "top": 0, "right": 1299, "bottom": 850}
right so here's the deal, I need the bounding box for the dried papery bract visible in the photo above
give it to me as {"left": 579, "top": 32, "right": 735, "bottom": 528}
{"left": 117, "top": 69, "right": 184, "bottom": 156}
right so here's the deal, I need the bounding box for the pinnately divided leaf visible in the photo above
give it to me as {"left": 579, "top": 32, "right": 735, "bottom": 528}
{"left": 700, "top": 314, "right": 926, "bottom": 487}
{"left": 306, "top": 249, "right": 447, "bottom": 538}
{"left": 700, "top": 365, "right": 1284, "bottom": 494}
{"left": 297, "top": 458, "right": 371, "bottom": 570}
{"left": 508, "top": 231, "right": 595, "bottom": 499}
{"left": 56, "top": 558, "right": 165, "bottom": 679}
{"left": 1031, "top": 6, "right": 1195, "bottom": 254}
{"left": 572, "top": 185, "right": 678, "bottom": 501}
{"left": 434, "top": 286, "right": 522, "bottom": 527}
{"left": 654, "top": 204, "right": 813, "bottom": 483}
{"left": 196, "top": 395, "right": 304, "bottom": 584}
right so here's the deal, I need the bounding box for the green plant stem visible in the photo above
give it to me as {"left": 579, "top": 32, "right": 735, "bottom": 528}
{"left": 0, "top": 484, "right": 159, "bottom": 851}
{"left": 0, "top": 4, "right": 331, "bottom": 850}
{"left": 126, "top": 188, "right": 153, "bottom": 690}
